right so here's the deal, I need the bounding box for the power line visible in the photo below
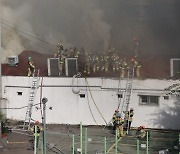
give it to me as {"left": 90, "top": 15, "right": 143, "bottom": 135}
{"left": 1, "top": 18, "right": 57, "bottom": 46}
{"left": 0, "top": 102, "right": 42, "bottom": 110}
{"left": 1, "top": 23, "right": 54, "bottom": 53}
{"left": 1, "top": 20, "right": 56, "bottom": 47}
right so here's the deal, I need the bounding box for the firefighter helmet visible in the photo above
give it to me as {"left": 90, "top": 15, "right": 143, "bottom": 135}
{"left": 141, "top": 125, "right": 145, "bottom": 129}
{"left": 117, "top": 112, "right": 121, "bottom": 117}
{"left": 35, "top": 121, "right": 39, "bottom": 125}
{"left": 28, "top": 57, "right": 32, "bottom": 61}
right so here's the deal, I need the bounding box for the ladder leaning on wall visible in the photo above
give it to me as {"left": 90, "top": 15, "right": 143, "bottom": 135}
{"left": 120, "top": 68, "right": 134, "bottom": 134}
{"left": 23, "top": 70, "right": 40, "bottom": 130}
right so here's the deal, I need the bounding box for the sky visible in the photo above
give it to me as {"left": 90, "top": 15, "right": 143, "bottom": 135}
{"left": 1, "top": 0, "right": 180, "bottom": 62}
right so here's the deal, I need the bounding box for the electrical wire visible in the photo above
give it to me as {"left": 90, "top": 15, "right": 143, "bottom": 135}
{"left": 0, "top": 102, "right": 42, "bottom": 110}
{"left": 1, "top": 20, "right": 56, "bottom": 47}
{"left": 1, "top": 23, "right": 54, "bottom": 53}
{"left": 1, "top": 18, "right": 57, "bottom": 46}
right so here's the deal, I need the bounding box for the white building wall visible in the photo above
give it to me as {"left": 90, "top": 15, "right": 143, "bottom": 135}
{"left": 1, "top": 76, "right": 180, "bottom": 130}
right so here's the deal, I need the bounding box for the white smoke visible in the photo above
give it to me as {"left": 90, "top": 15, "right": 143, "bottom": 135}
{"left": 2, "top": 0, "right": 180, "bottom": 58}
{"left": 1, "top": 2, "right": 32, "bottom": 63}
{"left": 1, "top": 0, "right": 111, "bottom": 59}
{"left": 1, "top": 30, "right": 25, "bottom": 63}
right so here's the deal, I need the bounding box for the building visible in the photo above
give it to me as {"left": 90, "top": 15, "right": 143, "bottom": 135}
{"left": 1, "top": 50, "right": 180, "bottom": 130}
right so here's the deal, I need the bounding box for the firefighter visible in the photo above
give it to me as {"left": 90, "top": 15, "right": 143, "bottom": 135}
{"left": 28, "top": 57, "right": 35, "bottom": 77}
{"left": 115, "top": 113, "right": 124, "bottom": 138}
{"left": 134, "top": 59, "right": 141, "bottom": 77}
{"left": 73, "top": 47, "right": 80, "bottom": 58}
{"left": 54, "top": 42, "right": 64, "bottom": 58}
{"left": 59, "top": 53, "right": 66, "bottom": 75}
{"left": 112, "top": 110, "right": 119, "bottom": 131}
{"left": 136, "top": 126, "right": 146, "bottom": 139}
{"left": 92, "top": 54, "right": 100, "bottom": 73}
{"left": 101, "top": 52, "right": 110, "bottom": 72}
{"left": 111, "top": 53, "right": 120, "bottom": 72}
{"left": 84, "top": 51, "right": 91, "bottom": 74}
{"left": 30, "top": 121, "right": 42, "bottom": 150}
{"left": 57, "top": 42, "right": 65, "bottom": 55}
{"left": 128, "top": 108, "right": 134, "bottom": 130}
{"left": 132, "top": 56, "right": 141, "bottom": 77}
{"left": 120, "top": 58, "right": 128, "bottom": 78}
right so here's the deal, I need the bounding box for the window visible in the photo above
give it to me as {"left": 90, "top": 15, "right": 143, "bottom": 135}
{"left": 163, "top": 95, "right": 169, "bottom": 100}
{"left": 139, "top": 95, "right": 159, "bottom": 106}
{"left": 79, "top": 94, "right": 85, "bottom": 98}
{"left": 17, "top": 92, "right": 23, "bottom": 96}
{"left": 117, "top": 94, "right": 123, "bottom": 98}
{"left": 170, "top": 58, "right": 180, "bottom": 77}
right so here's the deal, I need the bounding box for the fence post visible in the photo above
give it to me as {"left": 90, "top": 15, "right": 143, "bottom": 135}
{"left": 85, "top": 128, "right": 87, "bottom": 154}
{"left": 137, "top": 139, "right": 139, "bottom": 154}
{"left": 34, "top": 125, "right": 37, "bottom": 154}
{"left": 115, "top": 130, "right": 118, "bottom": 154}
{"left": 146, "top": 131, "right": 149, "bottom": 154}
{"left": 72, "top": 134, "right": 75, "bottom": 154}
{"left": 104, "top": 137, "right": 107, "bottom": 154}
{"left": 80, "top": 122, "right": 82, "bottom": 154}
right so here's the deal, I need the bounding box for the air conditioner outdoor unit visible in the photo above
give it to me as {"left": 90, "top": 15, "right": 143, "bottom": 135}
{"left": 47, "top": 58, "right": 60, "bottom": 76}
{"left": 65, "top": 58, "right": 78, "bottom": 77}
{"left": 7, "top": 56, "right": 19, "bottom": 66}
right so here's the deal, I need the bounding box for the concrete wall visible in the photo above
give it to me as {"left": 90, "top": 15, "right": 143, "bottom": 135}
{"left": 1, "top": 76, "right": 180, "bottom": 130}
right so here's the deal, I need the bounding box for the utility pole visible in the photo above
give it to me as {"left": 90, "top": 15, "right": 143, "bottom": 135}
{"left": 42, "top": 97, "right": 48, "bottom": 154}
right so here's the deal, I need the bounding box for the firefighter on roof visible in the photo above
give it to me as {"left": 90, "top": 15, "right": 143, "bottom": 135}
{"left": 101, "top": 52, "right": 110, "bottom": 72}
{"left": 132, "top": 56, "right": 141, "bottom": 77}
{"left": 54, "top": 42, "right": 64, "bottom": 58}
{"left": 73, "top": 47, "right": 80, "bottom": 58}
{"left": 111, "top": 52, "right": 120, "bottom": 72}
{"left": 92, "top": 54, "right": 100, "bottom": 73}
{"left": 120, "top": 58, "right": 128, "bottom": 78}
{"left": 28, "top": 57, "right": 35, "bottom": 77}
{"left": 84, "top": 50, "right": 91, "bottom": 74}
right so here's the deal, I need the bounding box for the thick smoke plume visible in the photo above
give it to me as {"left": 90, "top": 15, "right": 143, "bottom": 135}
{"left": 1, "top": 0, "right": 111, "bottom": 63}
{"left": 1, "top": 0, "right": 180, "bottom": 63}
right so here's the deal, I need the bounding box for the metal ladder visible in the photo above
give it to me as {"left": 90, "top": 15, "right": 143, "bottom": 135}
{"left": 120, "top": 68, "right": 134, "bottom": 133}
{"left": 23, "top": 70, "right": 40, "bottom": 129}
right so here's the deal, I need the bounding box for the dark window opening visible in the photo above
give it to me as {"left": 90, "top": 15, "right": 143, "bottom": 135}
{"left": 79, "top": 94, "right": 85, "bottom": 98}
{"left": 163, "top": 96, "right": 169, "bottom": 100}
{"left": 17, "top": 92, "right": 23, "bottom": 95}
{"left": 117, "top": 94, "right": 123, "bottom": 98}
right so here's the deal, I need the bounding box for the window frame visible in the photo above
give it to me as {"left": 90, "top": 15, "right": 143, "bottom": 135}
{"left": 170, "top": 58, "right": 180, "bottom": 77}
{"left": 139, "top": 95, "right": 159, "bottom": 106}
